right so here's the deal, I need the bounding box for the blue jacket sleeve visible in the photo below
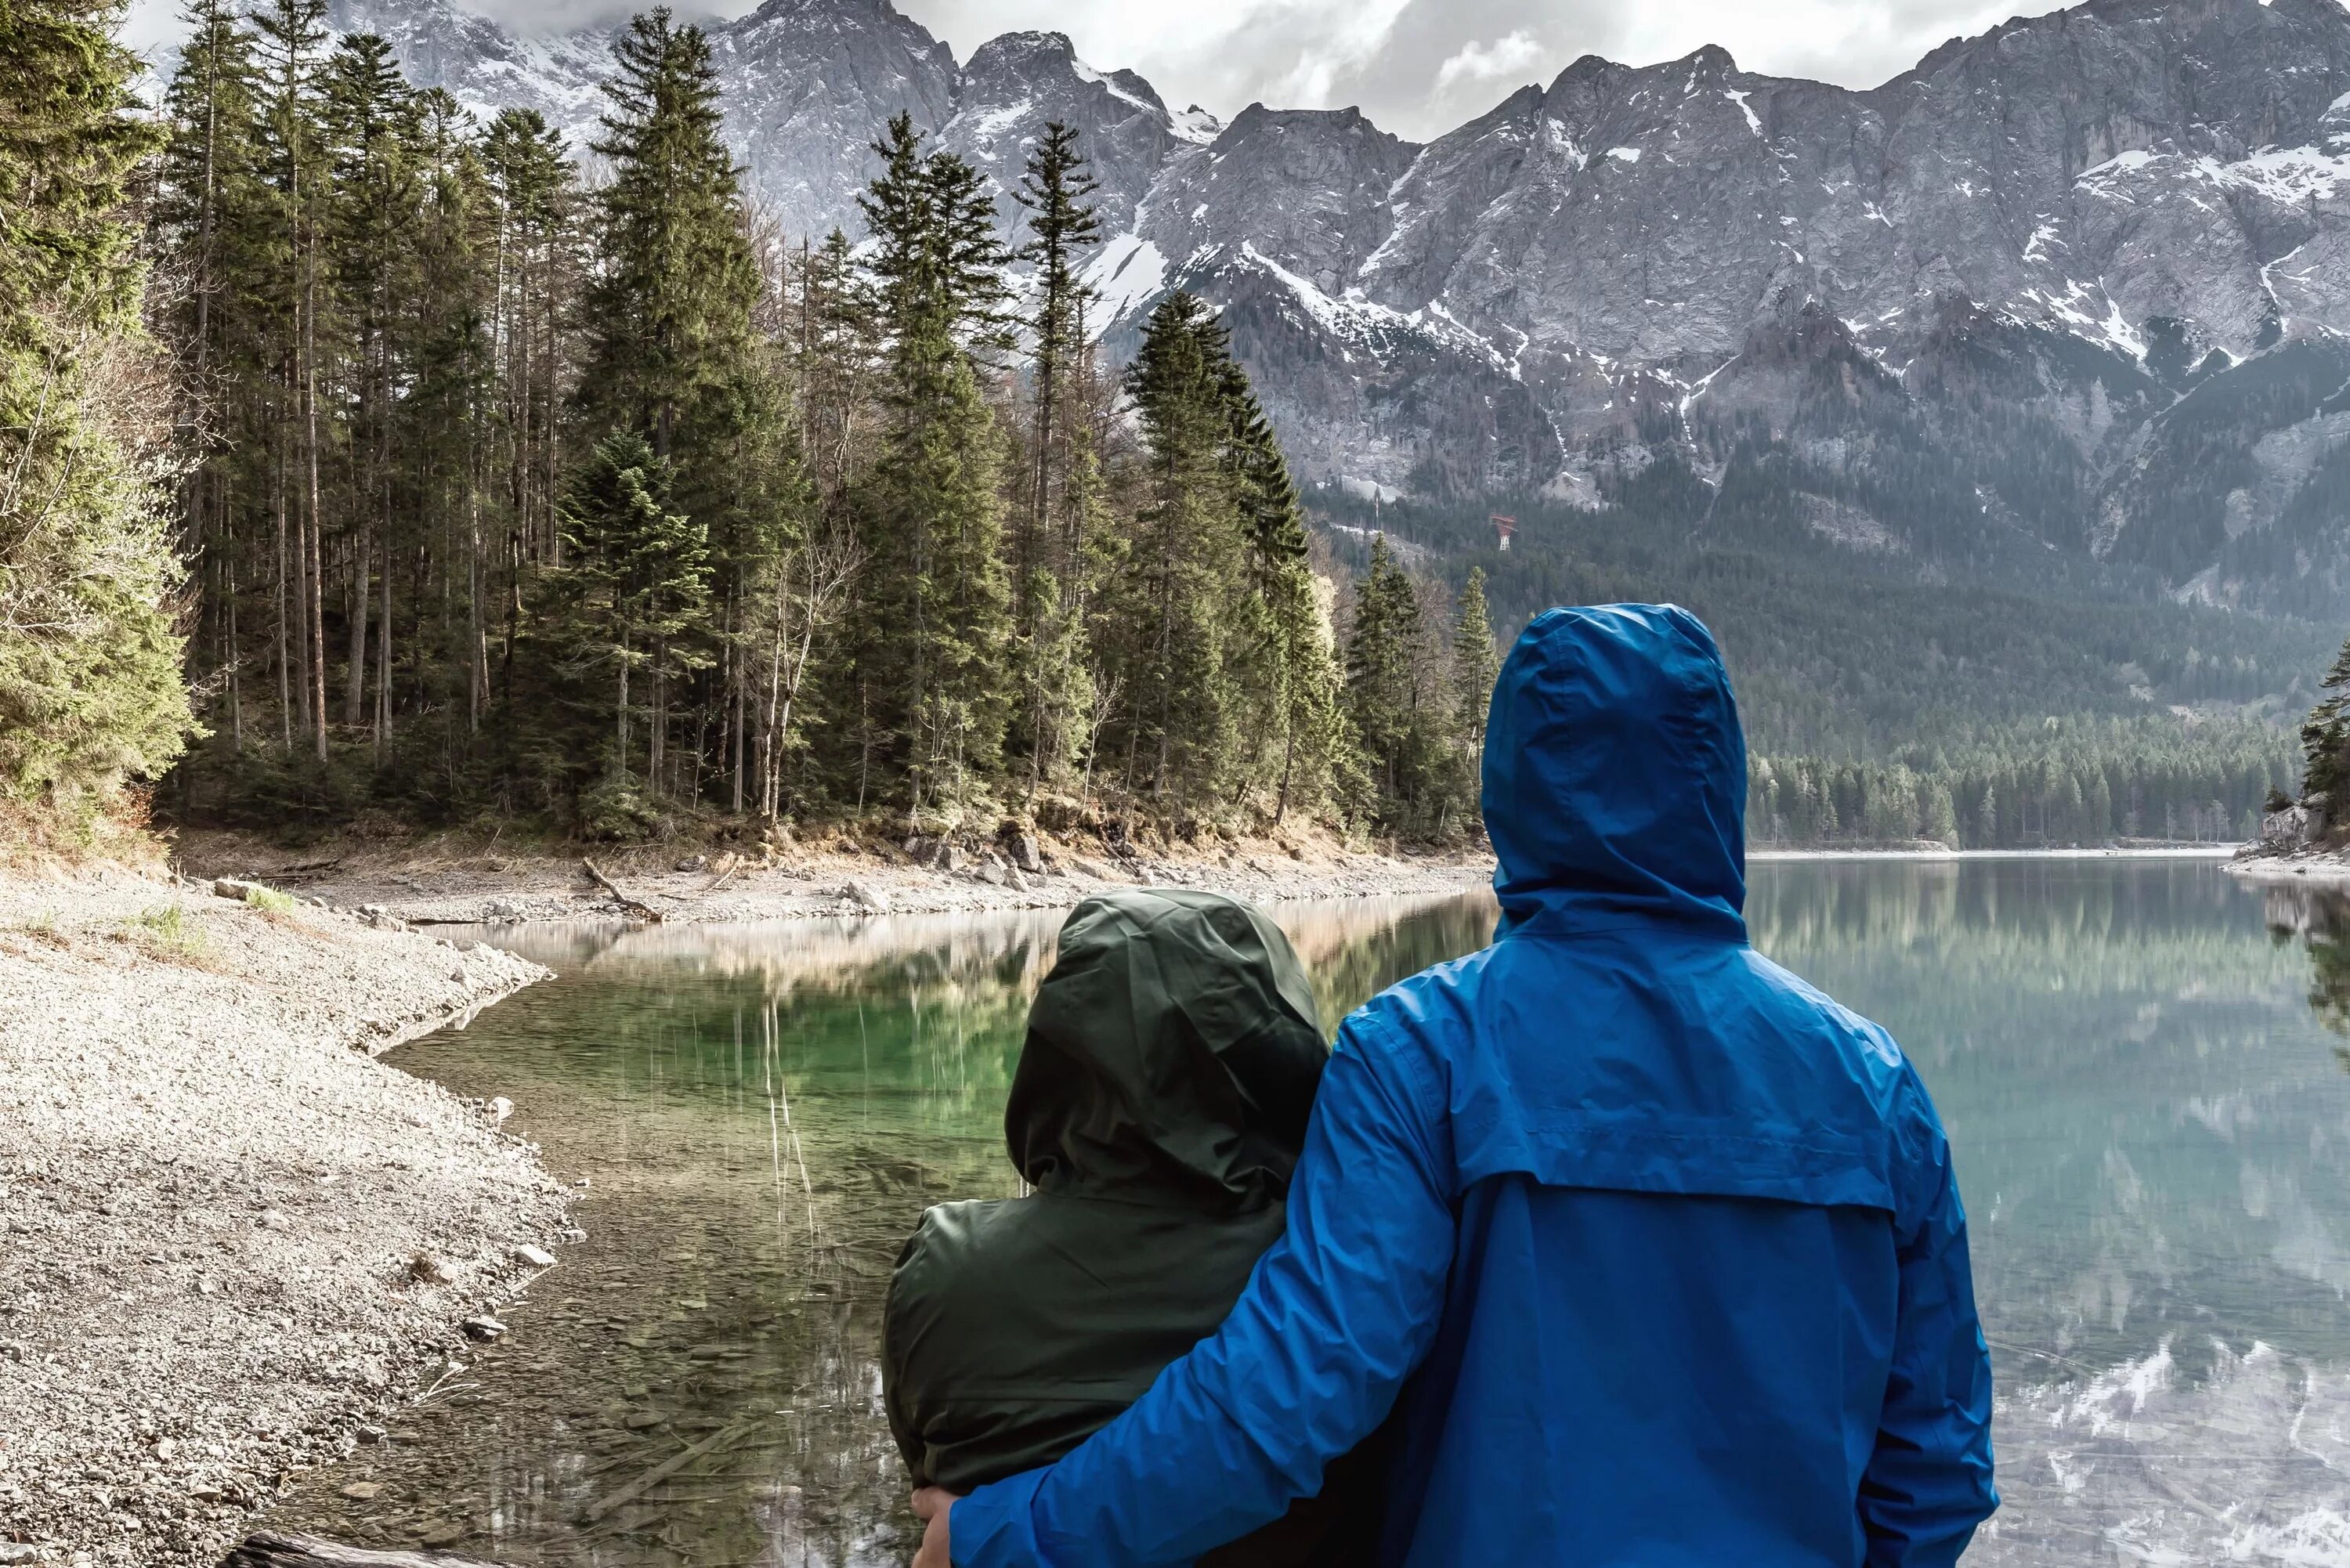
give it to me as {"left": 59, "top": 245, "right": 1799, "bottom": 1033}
{"left": 1859, "top": 1118, "right": 1998, "bottom": 1567}
{"left": 948, "top": 1010, "right": 1457, "bottom": 1568}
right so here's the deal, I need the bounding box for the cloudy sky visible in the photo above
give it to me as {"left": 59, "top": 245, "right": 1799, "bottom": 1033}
{"left": 125, "top": 0, "right": 2076, "bottom": 141}
{"left": 893, "top": 0, "right": 2073, "bottom": 138}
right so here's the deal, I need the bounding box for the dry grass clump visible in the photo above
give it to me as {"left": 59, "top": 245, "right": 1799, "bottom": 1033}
{"left": 107, "top": 903, "right": 222, "bottom": 970}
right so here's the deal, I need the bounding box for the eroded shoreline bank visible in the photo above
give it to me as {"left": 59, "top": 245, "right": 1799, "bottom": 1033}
{"left": 0, "top": 869, "right": 573, "bottom": 1566}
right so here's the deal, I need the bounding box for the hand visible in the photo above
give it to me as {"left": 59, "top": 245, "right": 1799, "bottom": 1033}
{"left": 912, "top": 1485, "right": 961, "bottom": 1568}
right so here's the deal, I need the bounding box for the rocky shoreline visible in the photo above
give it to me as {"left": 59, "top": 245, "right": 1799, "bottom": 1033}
{"left": 173, "top": 832, "right": 1499, "bottom": 929}
{"left": 0, "top": 869, "right": 573, "bottom": 1567}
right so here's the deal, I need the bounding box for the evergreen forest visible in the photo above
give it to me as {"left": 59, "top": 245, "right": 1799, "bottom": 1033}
{"left": 1, "top": 0, "right": 2337, "bottom": 854}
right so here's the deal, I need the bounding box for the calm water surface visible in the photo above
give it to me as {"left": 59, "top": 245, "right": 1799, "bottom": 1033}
{"left": 266, "top": 862, "right": 2350, "bottom": 1565}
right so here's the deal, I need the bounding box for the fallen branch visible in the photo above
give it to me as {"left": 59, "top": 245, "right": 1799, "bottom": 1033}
{"left": 580, "top": 858, "right": 663, "bottom": 923}
{"left": 582, "top": 1414, "right": 761, "bottom": 1523}
{"left": 222, "top": 1534, "right": 513, "bottom": 1567}
{"left": 702, "top": 851, "right": 743, "bottom": 893}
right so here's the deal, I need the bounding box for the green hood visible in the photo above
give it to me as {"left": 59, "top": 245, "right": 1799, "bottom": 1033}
{"left": 1007, "top": 889, "right": 1328, "bottom": 1210}
{"left": 884, "top": 890, "right": 1386, "bottom": 1559}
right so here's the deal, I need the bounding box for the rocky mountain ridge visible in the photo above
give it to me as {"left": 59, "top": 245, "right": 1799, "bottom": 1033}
{"left": 316, "top": 0, "right": 2350, "bottom": 612}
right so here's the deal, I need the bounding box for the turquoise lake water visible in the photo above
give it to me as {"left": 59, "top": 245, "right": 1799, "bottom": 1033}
{"left": 263, "top": 860, "right": 2350, "bottom": 1566}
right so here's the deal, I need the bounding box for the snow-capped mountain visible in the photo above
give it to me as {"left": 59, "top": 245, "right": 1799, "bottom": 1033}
{"left": 322, "top": 0, "right": 2350, "bottom": 608}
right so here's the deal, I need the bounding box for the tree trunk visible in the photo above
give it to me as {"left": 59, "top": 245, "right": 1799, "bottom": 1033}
{"left": 345, "top": 528, "right": 369, "bottom": 728}
{"left": 374, "top": 535, "right": 392, "bottom": 749}
{"left": 304, "top": 263, "right": 327, "bottom": 763}
{"left": 616, "top": 623, "right": 631, "bottom": 780}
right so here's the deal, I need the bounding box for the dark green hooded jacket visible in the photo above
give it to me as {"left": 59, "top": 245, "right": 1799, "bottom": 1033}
{"left": 883, "top": 889, "right": 1376, "bottom": 1564}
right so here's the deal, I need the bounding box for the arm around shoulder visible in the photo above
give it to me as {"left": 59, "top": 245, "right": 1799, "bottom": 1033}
{"left": 946, "top": 1006, "right": 1459, "bottom": 1568}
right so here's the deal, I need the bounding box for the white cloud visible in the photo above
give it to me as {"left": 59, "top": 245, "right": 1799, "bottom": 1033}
{"left": 1434, "top": 29, "right": 1544, "bottom": 95}
{"left": 121, "top": 0, "right": 2080, "bottom": 144}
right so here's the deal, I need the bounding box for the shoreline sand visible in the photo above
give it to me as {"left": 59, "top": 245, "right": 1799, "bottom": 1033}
{"left": 0, "top": 869, "right": 572, "bottom": 1567}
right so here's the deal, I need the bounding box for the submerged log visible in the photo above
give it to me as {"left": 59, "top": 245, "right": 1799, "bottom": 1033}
{"left": 222, "top": 1533, "right": 512, "bottom": 1567}
{"left": 580, "top": 858, "right": 663, "bottom": 923}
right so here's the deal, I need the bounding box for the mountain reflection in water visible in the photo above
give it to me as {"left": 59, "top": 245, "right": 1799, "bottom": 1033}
{"left": 255, "top": 865, "right": 2350, "bottom": 1566}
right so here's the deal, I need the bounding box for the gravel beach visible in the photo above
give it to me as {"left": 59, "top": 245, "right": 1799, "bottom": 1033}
{"left": 0, "top": 869, "right": 570, "bottom": 1566}
{"left": 174, "top": 831, "right": 1497, "bottom": 927}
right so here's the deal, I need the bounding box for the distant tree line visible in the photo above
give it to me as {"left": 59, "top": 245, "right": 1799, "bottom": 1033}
{"left": 147, "top": 3, "right": 1493, "bottom": 844}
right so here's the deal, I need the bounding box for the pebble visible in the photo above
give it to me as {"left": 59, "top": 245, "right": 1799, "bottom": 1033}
{"left": 512, "top": 1244, "right": 555, "bottom": 1269}
{"left": 338, "top": 1481, "right": 381, "bottom": 1500}
{"left": 460, "top": 1316, "right": 508, "bottom": 1342}
{"left": 410, "top": 1253, "right": 460, "bottom": 1287}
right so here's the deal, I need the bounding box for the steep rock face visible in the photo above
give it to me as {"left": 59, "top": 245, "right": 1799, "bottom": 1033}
{"left": 324, "top": 0, "right": 608, "bottom": 134}
{"left": 312, "top": 0, "right": 2350, "bottom": 605}
{"left": 940, "top": 31, "right": 1188, "bottom": 244}
{"left": 1133, "top": 107, "right": 1416, "bottom": 297}
{"left": 707, "top": 0, "right": 958, "bottom": 240}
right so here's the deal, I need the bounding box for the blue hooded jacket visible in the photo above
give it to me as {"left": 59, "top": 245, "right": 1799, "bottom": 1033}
{"left": 948, "top": 604, "right": 1998, "bottom": 1567}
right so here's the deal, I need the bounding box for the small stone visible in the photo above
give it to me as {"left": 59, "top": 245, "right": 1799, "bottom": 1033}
{"left": 1005, "top": 867, "right": 1031, "bottom": 893}
{"left": 258, "top": 1208, "right": 291, "bottom": 1231}
{"left": 354, "top": 1425, "right": 387, "bottom": 1446}
{"left": 513, "top": 1244, "right": 555, "bottom": 1269}
{"left": 623, "top": 1411, "right": 664, "bottom": 1429}
{"left": 409, "top": 1253, "right": 459, "bottom": 1287}
{"left": 154, "top": 1437, "right": 177, "bottom": 1461}
{"left": 973, "top": 864, "right": 1005, "bottom": 887}
{"left": 1011, "top": 834, "right": 1044, "bottom": 873}
{"left": 838, "top": 880, "right": 890, "bottom": 916}
{"left": 0, "top": 1546, "right": 38, "bottom": 1564}
{"left": 486, "top": 1096, "right": 515, "bottom": 1125}
{"left": 339, "top": 1481, "right": 382, "bottom": 1499}
{"left": 674, "top": 854, "right": 707, "bottom": 873}
{"left": 418, "top": 1523, "right": 469, "bottom": 1549}
{"left": 460, "top": 1316, "right": 507, "bottom": 1342}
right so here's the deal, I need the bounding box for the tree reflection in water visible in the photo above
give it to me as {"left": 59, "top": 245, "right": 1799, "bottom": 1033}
{"left": 2265, "top": 881, "right": 2350, "bottom": 1058}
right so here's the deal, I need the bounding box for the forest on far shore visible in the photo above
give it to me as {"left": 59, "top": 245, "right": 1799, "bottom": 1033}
{"left": 0, "top": 0, "right": 2322, "bottom": 856}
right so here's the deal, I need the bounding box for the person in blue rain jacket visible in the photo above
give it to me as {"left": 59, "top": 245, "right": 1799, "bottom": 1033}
{"left": 915, "top": 602, "right": 1998, "bottom": 1568}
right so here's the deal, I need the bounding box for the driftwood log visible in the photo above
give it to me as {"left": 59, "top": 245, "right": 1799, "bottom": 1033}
{"left": 222, "top": 1533, "right": 512, "bottom": 1567}
{"left": 580, "top": 858, "right": 663, "bottom": 923}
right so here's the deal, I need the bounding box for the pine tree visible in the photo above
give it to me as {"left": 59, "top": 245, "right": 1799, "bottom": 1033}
{"left": 1009, "top": 121, "right": 1101, "bottom": 796}
{"left": 155, "top": 0, "right": 266, "bottom": 753}
{"left": 2301, "top": 633, "right": 2350, "bottom": 804}
{"left": 1446, "top": 565, "right": 1498, "bottom": 828}
{"left": 1115, "top": 291, "right": 1242, "bottom": 807}
{"left": 551, "top": 432, "right": 708, "bottom": 787}
{"left": 1217, "top": 356, "right": 1349, "bottom": 820}
{"left": 321, "top": 33, "right": 417, "bottom": 735}
{"left": 0, "top": 0, "right": 193, "bottom": 825}
{"left": 851, "top": 114, "right": 1013, "bottom": 815}
{"left": 1345, "top": 535, "right": 1432, "bottom": 832}
{"left": 250, "top": 0, "right": 332, "bottom": 760}
{"left": 577, "top": 8, "right": 759, "bottom": 794}
{"left": 580, "top": 8, "right": 758, "bottom": 464}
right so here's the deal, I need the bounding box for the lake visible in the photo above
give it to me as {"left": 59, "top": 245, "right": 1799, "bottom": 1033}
{"left": 264, "top": 859, "right": 2350, "bottom": 1565}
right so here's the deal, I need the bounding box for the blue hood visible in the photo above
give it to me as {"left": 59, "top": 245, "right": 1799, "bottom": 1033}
{"left": 1484, "top": 604, "right": 1746, "bottom": 937}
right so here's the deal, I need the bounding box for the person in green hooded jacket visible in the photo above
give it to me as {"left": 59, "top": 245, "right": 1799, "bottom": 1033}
{"left": 881, "top": 888, "right": 1379, "bottom": 1566}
